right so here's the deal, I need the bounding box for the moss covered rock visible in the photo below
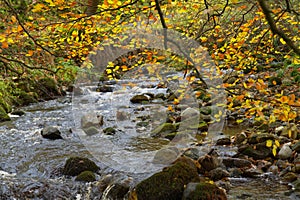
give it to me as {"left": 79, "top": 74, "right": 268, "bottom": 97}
{"left": 0, "top": 105, "right": 10, "bottom": 122}
{"left": 151, "top": 123, "right": 177, "bottom": 137}
{"left": 75, "top": 170, "right": 96, "bottom": 182}
{"left": 62, "top": 157, "right": 99, "bottom": 176}
{"left": 132, "top": 156, "right": 200, "bottom": 200}
{"left": 182, "top": 182, "right": 227, "bottom": 200}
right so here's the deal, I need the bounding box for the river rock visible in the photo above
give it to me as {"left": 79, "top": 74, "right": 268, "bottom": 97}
{"left": 152, "top": 147, "right": 179, "bottom": 165}
{"left": 11, "top": 110, "right": 25, "bottom": 116}
{"left": 292, "top": 141, "right": 300, "bottom": 153}
{"left": 222, "top": 157, "right": 252, "bottom": 168}
{"left": 150, "top": 123, "right": 177, "bottom": 137}
{"left": 154, "top": 93, "right": 166, "bottom": 100}
{"left": 181, "top": 108, "right": 200, "bottom": 121}
{"left": 198, "top": 155, "right": 221, "bottom": 172}
{"left": 96, "top": 85, "right": 114, "bottom": 92}
{"left": 281, "top": 172, "right": 298, "bottom": 183}
{"left": 81, "top": 112, "right": 103, "bottom": 129}
{"left": 131, "top": 156, "right": 200, "bottom": 200}
{"left": 83, "top": 126, "right": 99, "bottom": 136}
{"left": 102, "top": 183, "right": 130, "bottom": 200}
{"left": 278, "top": 144, "right": 292, "bottom": 160}
{"left": 182, "top": 182, "right": 227, "bottom": 200}
{"left": 208, "top": 167, "right": 230, "bottom": 181}
{"left": 130, "top": 94, "right": 149, "bottom": 103}
{"left": 75, "top": 171, "right": 96, "bottom": 182}
{"left": 233, "top": 132, "right": 247, "bottom": 145}
{"left": 248, "top": 133, "right": 275, "bottom": 144}
{"left": 103, "top": 127, "right": 116, "bottom": 135}
{"left": 62, "top": 157, "right": 99, "bottom": 176}
{"left": 216, "top": 137, "right": 231, "bottom": 146}
{"left": 41, "top": 126, "right": 63, "bottom": 140}
{"left": 243, "top": 167, "right": 263, "bottom": 178}
{"left": 292, "top": 155, "right": 300, "bottom": 173}
{"left": 238, "top": 144, "right": 271, "bottom": 160}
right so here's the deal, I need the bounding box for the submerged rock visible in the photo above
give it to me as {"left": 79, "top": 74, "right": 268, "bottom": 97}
{"left": 150, "top": 123, "right": 177, "bottom": 137}
{"left": 132, "top": 156, "right": 200, "bottom": 200}
{"left": 81, "top": 112, "right": 104, "bottom": 129}
{"left": 103, "top": 127, "right": 116, "bottom": 135}
{"left": 182, "top": 182, "right": 227, "bottom": 200}
{"left": 75, "top": 170, "right": 96, "bottom": 182}
{"left": 62, "top": 157, "right": 99, "bottom": 176}
{"left": 41, "top": 126, "right": 63, "bottom": 140}
{"left": 130, "top": 94, "right": 149, "bottom": 103}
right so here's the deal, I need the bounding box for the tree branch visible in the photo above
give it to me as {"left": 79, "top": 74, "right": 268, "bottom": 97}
{"left": 257, "top": 0, "right": 300, "bottom": 55}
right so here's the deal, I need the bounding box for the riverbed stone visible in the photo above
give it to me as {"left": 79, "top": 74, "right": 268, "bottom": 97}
{"left": 238, "top": 144, "right": 270, "bottom": 160}
{"left": 278, "top": 144, "right": 292, "bottom": 160}
{"left": 75, "top": 171, "right": 96, "bottom": 182}
{"left": 198, "top": 155, "right": 221, "bottom": 172}
{"left": 103, "top": 127, "right": 116, "bottom": 135}
{"left": 81, "top": 112, "right": 103, "bottom": 129}
{"left": 281, "top": 172, "right": 298, "bottom": 183}
{"left": 216, "top": 137, "right": 231, "bottom": 146}
{"left": 208, "top": 167, "right": 230, "bottom": 181}
{"left": 222, "top": 157, "right": 252, "bottom": 168}
{"left": 62, "top": 157, "right": 99, "bottom": 176}
{"left": 181, "top": 108, "right": 200, "bottom": 121}
{"left": 96, "top": 85, "right": 114, "bottom": 92}
{"left": 83, "top": 126, "right": 99, "bottom": 136}
{"left": 248, "top": 133, "right": 275, "bottom": 144}
{"left": 182, "top": 182, "right": 227, "bottom": 200}
{"left": 150, "top": 123, "right": 177, "bottom": 137}
{"left": 292, "top": 141, "right": 300, "bottom": 153}
{"left": 103, "top": 183, "right": 130, "bottom": 200}
{"left": 152, "top": 147, "right": 179, "bottom": 165}
{"left": 233, "top": 132, "right": 247, "bottom": 145}
{"left": 11, "top": 110, "right": 25, "bottom": 116}
{"left": 132, "top": 156, "right": 200, "bottom": 200}
{"left": 130, "top": 94, "right": 149, "bottom": 103}
{"left": 41, "top": 126, "right": 63, "bottom": 140}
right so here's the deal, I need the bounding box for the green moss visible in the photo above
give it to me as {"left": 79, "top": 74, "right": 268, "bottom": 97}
{"left": 63, "top": 157, "right": 99, "bottom": 176}
{"left": 0, "top": 105, "right": 10, "bottom": 122}
{"left": 182, "top": 182, "right": 227, "bottom": 200}
{"left": 135, "top": 157, "right": 199, "bottom": 200}
{"left": 151, "top": 123, "right": 177, "bottom": 137}
{"left": 75, "top": 171, "right": 96, "bottom": 182}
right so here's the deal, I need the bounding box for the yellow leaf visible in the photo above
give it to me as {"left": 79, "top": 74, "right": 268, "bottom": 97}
{"left": 272, "top": 145, "right": 277, "bottom": 156}
{"left": 275, "top": 140, "right": 280, "bottom": 147}
{"left": 236, "top": 119, "right": 243, "bottom": 124}
{"left": 266, "top": 139, "right": 273, "bottom": 147}
{"left": 11, "top": 16, "right": 17, "bottom": 23}
{"left": 200, "top": 37, "right": 208, "bottom": 43}
{"left": 288, "top": 129, "right": 292, "bottom": 138}
{"left": 280, "top": 38, "right": 286, "bottom": 45}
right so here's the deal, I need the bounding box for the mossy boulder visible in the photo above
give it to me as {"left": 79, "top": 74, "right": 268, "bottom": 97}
{"left": 75, "top": 170, "right": 96, "bottom": 182}
{"left": 17, "top": 91, "right": 38, "bottom": 106}
{"left": 62, "top": 157, "right": 99, "bottom": 176}
{"left": 0, "top": 105, "right": 10, "bottom": 122}
{"left": 132, "top": 156, "right": 200, "bottom": 200}
{"left": 182, "top": 182, "right": 227, "bottom": 200}
{"left": 103, "top": 127, "right": 116, "bottom": 135}
{"left": 151, "top": 123, "right": 177, "bottom": 137}
{"left": 37, "top": 77, "right": 61, "bottom": 99}
{"left": 0, "top": 99, "right": 12, "bottom": 113}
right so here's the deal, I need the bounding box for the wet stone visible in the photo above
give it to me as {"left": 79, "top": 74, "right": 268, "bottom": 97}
{"left": 75, "top": 171, "right": 96, "bottom": 182}
{"left": 292, "top": 141, "right": 300, "bottom": 153}
{"left": 208, "top": 167, "right": 230, "bottom": 181}
{"left": 41, "top": 126, "right": 63, "bottom": 140}
{"left": 222, "top": 157, "right": 252, "bottom": 168}
{"left": 182, "top": 182, "right": 227, "bottom": 200}
{"left": 62, "top": 157, "right": 99, "bottom": 176}
{"left": 278, "top": 144, "right": 292, "bottom": 160}
{"left": 130, "top": 94, "right": 149, "bottom": 103}
{"left": 216, "top": 137, "right": 231, "bottom": 146}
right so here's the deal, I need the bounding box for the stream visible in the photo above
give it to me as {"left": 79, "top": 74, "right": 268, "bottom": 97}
{"left": 0, "top": 77, "right": 293, "bottom": 199}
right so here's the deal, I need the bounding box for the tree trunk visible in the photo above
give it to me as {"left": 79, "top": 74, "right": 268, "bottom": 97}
{"left": 86, "top": 0, "right": 100, "bottom": 16}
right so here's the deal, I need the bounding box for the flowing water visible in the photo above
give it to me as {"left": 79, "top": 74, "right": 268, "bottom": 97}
{"left": 0, "top": 79, "right": 294, "bottom": 199}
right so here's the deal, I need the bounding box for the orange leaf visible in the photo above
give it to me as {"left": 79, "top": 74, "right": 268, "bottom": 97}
{"left": 25, "top": 50, "right": 33, "bottom": 57}
{"left": 2, "top": 41, "right": 8, "bottom": 48}
{"left": 280, "top": 96, "right": 289, "bottom": 104}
